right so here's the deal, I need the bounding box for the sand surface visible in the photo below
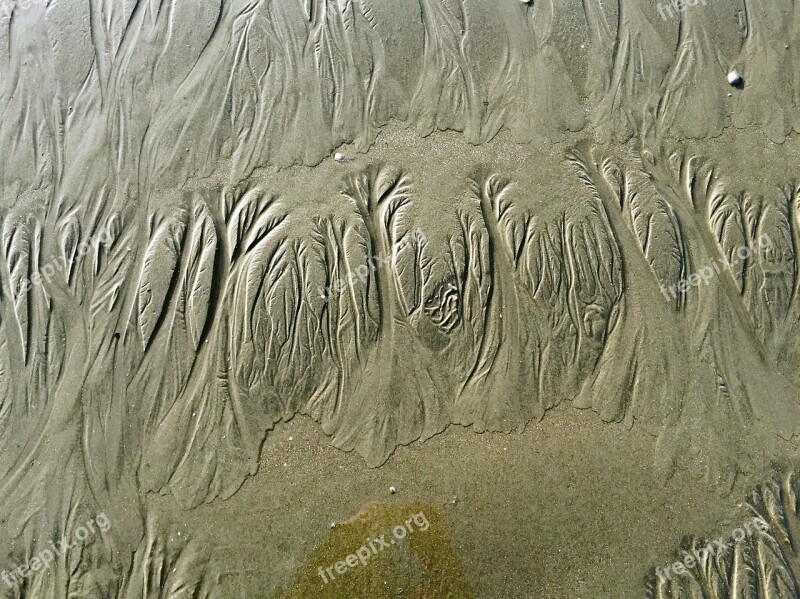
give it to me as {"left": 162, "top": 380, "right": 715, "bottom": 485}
{"left": 3, "top": 1, "right": 800, "bottom": 597}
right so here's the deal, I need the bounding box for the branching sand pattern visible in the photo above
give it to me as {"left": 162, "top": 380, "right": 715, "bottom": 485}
{"left": 647, "top": 466, "right": 800, "bottom": 599}
{"left": 5, "top": 0, "right": 800, "bottom": 595}
{"left": 1, "top": 155, "right": 800, "bottom": 594}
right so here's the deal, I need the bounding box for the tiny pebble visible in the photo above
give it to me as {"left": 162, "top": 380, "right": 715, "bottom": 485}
{"left": 334, "top": 152, "right": 345, "bottom": 161}
{"left": 389, "top": 486, "right": 397, "bottom": 494}
{"left": 330, "top": 522, "right": 336, "bottom": 528}
{"left": 727, "top": 70, "right": 742, "bottom": 86}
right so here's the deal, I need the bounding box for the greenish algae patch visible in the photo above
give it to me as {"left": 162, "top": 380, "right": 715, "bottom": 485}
{"left": 274, "top": 502, "right": 474, "bottom": 598}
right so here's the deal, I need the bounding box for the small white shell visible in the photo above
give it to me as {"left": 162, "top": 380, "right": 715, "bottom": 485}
{"left": 389, "top": 486, "right": 397, "bottom": 494}
{"left": 334, "top": 152, "right": 345, "bottom": 161}
{"left": 727, "top": 70, "right": 742, "bottom": 86}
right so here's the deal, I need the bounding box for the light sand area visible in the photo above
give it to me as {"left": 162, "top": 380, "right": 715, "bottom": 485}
{"left": 149, "top": 401, "right": 788, "bottom": 598}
